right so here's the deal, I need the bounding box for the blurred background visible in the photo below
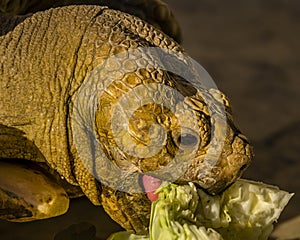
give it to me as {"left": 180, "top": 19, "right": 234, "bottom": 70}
{"left": 0, "top": 0, "right": 299, "bottom": 239}
{"left": 169, "top": 0, "right": 300, "bottom": 221}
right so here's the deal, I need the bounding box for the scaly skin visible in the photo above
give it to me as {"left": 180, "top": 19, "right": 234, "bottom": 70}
{"left": 0, "top": 3, "right": 253, "bottom": 234}
{"left": 0, "top": 0, "right": 182, "bottom": 43}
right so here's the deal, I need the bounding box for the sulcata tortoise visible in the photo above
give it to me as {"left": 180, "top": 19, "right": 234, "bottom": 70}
{"left": 0, "top": 0, "right": 253, "bottom": 235}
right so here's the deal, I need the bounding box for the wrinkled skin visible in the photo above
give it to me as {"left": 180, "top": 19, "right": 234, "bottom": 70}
{"left": 0, "top": 1, "right": 253, "bottom": 234}
{"left": 0, "top": 0, "right": 181, "bottom": 43}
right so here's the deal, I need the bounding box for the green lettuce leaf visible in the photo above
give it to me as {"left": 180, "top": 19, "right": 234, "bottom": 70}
{"left": 107, "top": 231, "right": 148, "bottom": 240}
{"left": 195, "top": 179, "right": 293, "bottom": 240}
{"left": 149, "top": 182, "right": 224, "bottom": 240}
{"left": 107, "top": 179, "right": 293, "bottom": 240}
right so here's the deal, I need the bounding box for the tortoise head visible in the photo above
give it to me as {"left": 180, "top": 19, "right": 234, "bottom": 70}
{"left": 94, "top": 66, "right": 253, "bottom": 195}
{"left": 72, "top": 50, "right": 256, "bottom": 234}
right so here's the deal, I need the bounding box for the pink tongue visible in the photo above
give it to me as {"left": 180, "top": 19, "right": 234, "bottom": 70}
{"left": 142, "top": 175, "right": 162, "bottom": 202}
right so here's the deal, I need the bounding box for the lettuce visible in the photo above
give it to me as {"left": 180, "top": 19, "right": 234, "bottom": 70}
{"left": 195, "top": 179, "right": 293, "bottom": 240}
{"left": 108, "top": 179, "right": 293, "bottom": 240}
{"left": 149, "top": 182, "right": 224, "bottom": 240}
{"left": 107, "top": 231, "right": 148, "bottom": 240}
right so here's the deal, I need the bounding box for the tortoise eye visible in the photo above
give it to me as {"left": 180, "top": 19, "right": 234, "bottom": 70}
{"left": 177, "top": 133, "right": 199, "bottom": 148}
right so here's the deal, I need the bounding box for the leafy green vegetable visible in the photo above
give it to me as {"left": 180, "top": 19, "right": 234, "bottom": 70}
{"left": 107, "top": 179, "right": 293, "bottom": 240}
{"left": 107, "top": 231, "right": 148, "bottom": 240}
{"left": 195, "top": 179, "right": 293, "bottom": 240}
{"left": 149, "top": 182, "right": 224, "bottom": 240}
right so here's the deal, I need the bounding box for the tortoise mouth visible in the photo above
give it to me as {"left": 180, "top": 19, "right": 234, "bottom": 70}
{"left": 141, "top": 175, "right": 162, "bottom": 202}
{"left": 140, "top": 174, "right": 238, "bottom": 204}
{"left": 140, "top": 174, "right": 211, "bottom": 201}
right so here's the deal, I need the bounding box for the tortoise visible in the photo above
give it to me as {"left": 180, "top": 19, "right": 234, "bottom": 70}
{"left": 0, "top": 0, "right": 253, "bottom": 235}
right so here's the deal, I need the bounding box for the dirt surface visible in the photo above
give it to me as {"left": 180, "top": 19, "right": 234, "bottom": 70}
{"left": 1, "top": 0, "right": 299, "bottom": 239}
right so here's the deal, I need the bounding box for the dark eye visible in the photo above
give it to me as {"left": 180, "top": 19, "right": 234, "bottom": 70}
{"left": 178, "top": 133, "right": 199, "bottom": 147}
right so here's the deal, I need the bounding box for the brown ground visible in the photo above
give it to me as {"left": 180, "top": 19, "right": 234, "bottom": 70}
{"left": 0, "top": 0, "right": 299, "bottom": 239}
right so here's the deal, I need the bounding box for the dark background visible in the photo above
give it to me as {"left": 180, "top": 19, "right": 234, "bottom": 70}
{"left": 169, "top": 0, "right": 300, "bottom": 221}
{"left": 1, "top": 0, "right": 299, "bottom": 239}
